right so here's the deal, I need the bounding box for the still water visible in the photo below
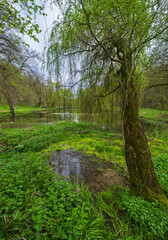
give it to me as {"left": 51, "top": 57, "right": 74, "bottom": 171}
{"left": 0, "top": 110, "right": 121, "bottom": 131}
{"left": 0, "top": 109, "right": 167, "bottom": 135}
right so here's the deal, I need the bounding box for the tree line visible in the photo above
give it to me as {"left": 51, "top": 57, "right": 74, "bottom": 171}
{"left": 1, "top": 61, "right": 167, "bottom": 117}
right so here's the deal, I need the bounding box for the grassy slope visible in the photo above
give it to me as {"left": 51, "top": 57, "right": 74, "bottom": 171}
{"left": 140, "top": 108, "right": 168, "bottom": 119}
{"left": 0, "top": 118, "right": 168, "bottom": 240}
{"left": 0, "top": 105, "right": 44, "bottom": 117}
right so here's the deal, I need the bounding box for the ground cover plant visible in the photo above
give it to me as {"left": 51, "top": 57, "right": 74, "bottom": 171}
{"left": 140, "top": 108, "right": 168, "bottom": 121}
{"left": 0, "top": 120, "right": 168, "bottom": 239}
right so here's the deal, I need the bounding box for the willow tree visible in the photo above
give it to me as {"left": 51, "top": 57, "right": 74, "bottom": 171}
{"left": 47, "top": 0, "right": 168, "bottom": 204}
{"left": 0, "top": 0, "right": 44, "bottom": 40}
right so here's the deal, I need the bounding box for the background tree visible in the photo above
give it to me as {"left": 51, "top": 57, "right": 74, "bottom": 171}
{"left": 61, "top": 88, "right": 74, "bottom": 112}
{"left": 0, "top": 0, "right": 46, "bottom": 115}
{"left": 47, "top": 0, "right": 168, "bottom": 204}
{"left": 76, "top": 84, "right": 120, "bottom": 115}
{"left": 0, "top": 31, "right": 23, "bottom": 116}
{"left": 142, "top": 43, "right": 168, "bottom": 109}
{"left": 22, "top": 71, "right": 46, "bottom": 107}
{"left": 54, "top": 81, "right": 62, "bottom": 112}
{"left": 0, "top": 33, "right": 41, "bottom": 117}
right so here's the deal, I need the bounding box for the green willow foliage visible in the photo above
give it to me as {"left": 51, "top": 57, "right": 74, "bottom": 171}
{"left": 47, "top": 0, "right": 167, "bottom": 87}
{"left": 0, "top": 0, "right": 46, "bottom": 41}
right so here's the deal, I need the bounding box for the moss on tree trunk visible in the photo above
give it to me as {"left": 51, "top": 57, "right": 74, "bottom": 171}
{"left": 122, "top": 84, "right": 168, "bottom": 205}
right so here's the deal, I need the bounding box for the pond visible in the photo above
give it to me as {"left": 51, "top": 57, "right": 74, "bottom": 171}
{"left": 0, "top": 109, "right": 121, "bottom": 131}
{"left": 0, "top": 109, "right": 167, "bottom": 136}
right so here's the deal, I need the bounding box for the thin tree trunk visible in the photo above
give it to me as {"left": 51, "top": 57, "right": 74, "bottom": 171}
{"left": 52, "top": 96, "right": 56, "bottom": 107}
{"left": 4, "top": 91, "right": 15, "bottom": 118}
{"left": 63, "top": 98, "right": 65, "bottom": 113}
{"left": 9, "top": 104, "right": 15, "bottom": 118}
{"left": 122, "top": 84, "right": 168, "bottom": 204}
{"left": 59, "top": 103, "right": 60, "bottom": 113}
{"left": 37, "top": 87, "right": 42, "bottom": 107}
{"left": 111, "top": 94, "right": 114, "bottom": 120}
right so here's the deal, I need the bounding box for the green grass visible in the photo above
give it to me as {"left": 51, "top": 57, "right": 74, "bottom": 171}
{"left": 0, "top": 104, "right": 10, "bottom": 111}
{"left": 0, "top": 105, "right": 44, "bottom": 114}
{"left": 0, "top": 122, "right": 168, "bottom": 239}
{"left": 140, "top": 108, "right": 168, "bottom": 120}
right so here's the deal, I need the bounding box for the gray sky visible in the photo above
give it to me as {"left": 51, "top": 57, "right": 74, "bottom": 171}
{"left": 23, "top": 2, "right": 74, "bottom": 87}
{"left": 24, "top": 2, "right": 59, "bottom": 54}
{"left": 23, "top": 2, "right": 60, "bottom": 79}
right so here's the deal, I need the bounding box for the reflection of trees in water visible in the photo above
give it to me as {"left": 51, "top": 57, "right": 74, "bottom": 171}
{"left": 2, "top": 110, "right": 122, "bottom": 130}
{"left": 4, "top": 111, "right": 166, "bottom": 135}
{"left": 51, "top": 150, "right": 81, "bottom": 180}
{"left": 78, "top": 112, "right": 121, "bottom": 131}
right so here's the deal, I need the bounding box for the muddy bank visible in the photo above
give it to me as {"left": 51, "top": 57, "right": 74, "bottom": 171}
{"left": 50, "top": 149, "right": 128, "bottom": 191}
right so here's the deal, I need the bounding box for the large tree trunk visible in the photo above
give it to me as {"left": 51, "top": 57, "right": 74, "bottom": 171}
{"left": 122, "top": 84, "right": 168, "bottom": 204}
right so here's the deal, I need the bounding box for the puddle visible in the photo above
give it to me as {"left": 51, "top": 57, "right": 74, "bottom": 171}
{"left": 50, "top": 150, "right": 82, "bottom": 180}
{"left": 50, "top": 149, "right": 128, "bottom": 191}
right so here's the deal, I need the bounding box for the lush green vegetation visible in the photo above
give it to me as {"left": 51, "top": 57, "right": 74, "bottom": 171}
{"left": 1, "top": 0, "right": 168, "bottom": 238}
{"left": 140, "top": 108, "right": 168, "bottom": 121}
{"left": 0, "top": 105, "right": 44, "bottom": 115}
{"left": 0, "top": 121, "right": 168, "bottom": 239}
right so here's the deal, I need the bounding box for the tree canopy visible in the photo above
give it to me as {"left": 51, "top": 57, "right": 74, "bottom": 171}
{"left": 0, "top": 0, "right": 46, "bottom": 41}
{"left": 47, "top": 0, "right": 167, "bottom": 89}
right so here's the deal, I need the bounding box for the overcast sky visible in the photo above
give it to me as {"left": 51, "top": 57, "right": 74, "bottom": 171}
{"left": 24, "top": 2, "right": 59, "bottom": 54}
{"left": 22, "top": 2, "right": 61, "bottom": 80}
{"left": 23, "top": 2, "right": 75, "bottom": 88}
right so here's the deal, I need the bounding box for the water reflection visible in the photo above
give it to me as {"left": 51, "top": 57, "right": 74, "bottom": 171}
{"left": 0, "top": 109, "right": 167, "bottom": 136}
{"left": 0, "top": 109, "right": 121, "bottom": 130}
{"left": 50, "top": 149, "right": 114, "bottom": 183}
{"left": 50, "top": 150, "right": 82, "bottom": 180}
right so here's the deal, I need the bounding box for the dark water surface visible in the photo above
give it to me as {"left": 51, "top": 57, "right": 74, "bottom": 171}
{"left": 0, "top": 109, "right": 121, "bottom": 131}
{"left": 50, "top": 149, "right": 126, "bottom": 191}
{"left": 50, "top": 149, "right": 107, "bottom": 181}
{"left": 0, "top": 109, "right": 167, "bottom": 136}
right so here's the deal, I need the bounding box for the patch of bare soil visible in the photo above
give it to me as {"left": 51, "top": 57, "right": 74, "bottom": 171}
{"left": 89, "top": 169, "right": 128, "bottom": 192}
{"left": 50, "top": 149, "right": 128, "bottom": 192}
